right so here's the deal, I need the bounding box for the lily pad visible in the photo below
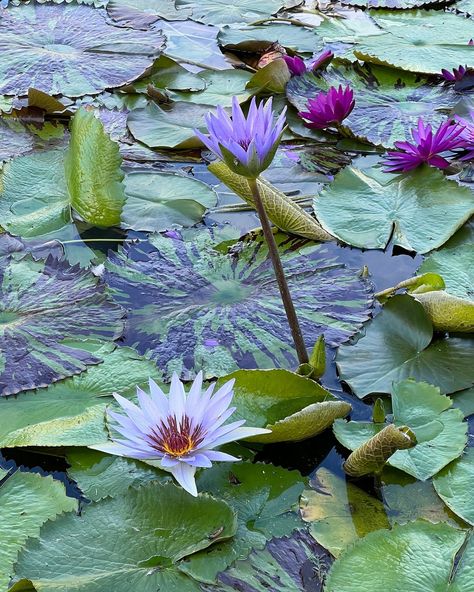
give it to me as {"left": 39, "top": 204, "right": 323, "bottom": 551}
{"left": 336, "top": 295, "right": 474, "bottom": 397}
{"left": 133, "top": 55, "right": 206, "bottom": 93}
{"left": 107, "top": 0, "right": 191, "bottom": 29}
{"left": 103, "top": 230, "right": 373, "bottom": 379}
{"left": 12, "top": 482, "right": 237, "bottom": 592}
{"left": 0, "top": 471, "right": 76, "bottom": 591}
{"left": 201, "top": 530, "right": 332, "bottom": 592}
{"left": 0, "top": 248, "right": 125, "bottom": 396}
{"left": 127, "top": 101, "right": 211, "bottom": 149}
{"left": 286, "top": 64, "right": 457, "bottom": 147}
{"left": 343, "top": 0, "right": 448, "bottom": 7}
{"left": 67, "top": 449, "right": 169, "bottom": 501}
{"left": 169, "top": 69, "right": 252, "bottom": 106}
{"left": 219, "top": 23, "right": 317, "bottom": 54}
{"left": 181, "top": 462, "right": 306, "bottom": 584}
{"left": 122, "top": 170, "right": 217, "bottom": 232}
{"left": 0, "top": 118, "right": 65, "bottom": 163}
{"left": 434, "top": 447, "right": 474, "bottom": 525}
{"left": 313, "top": 163, "right": 474, "bottom": 253}
{"left": 217, "top": 369, "right": 351, "bottom": 443}
{"left": 324, "top": 521, "right": 469, "bottom": 592}
{"left": 178, "top": 0, "right": 287, "bottom": 25}
{"left": 354, "top": 11, "right": 474, "bottom": 75}
{"left": 418, "top": 244, "right": 474, "bottom": 301}
{"left": 333, "top": 380, "right": 468, "bottom": 480}
{"left": 0, "top": 346, "right": 160, "bottom": 447}
{"left": 301, "top": 467, "right": 390, "bottom": 557}
{"left": 0, "top": 3, "right": 165, "bottom": 97}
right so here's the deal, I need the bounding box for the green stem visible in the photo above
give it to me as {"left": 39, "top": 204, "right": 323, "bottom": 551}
{"left": 247, "top": 178, "right": 309, "bottom": 365}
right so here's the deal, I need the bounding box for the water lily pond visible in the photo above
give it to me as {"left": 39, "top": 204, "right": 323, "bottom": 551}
{"left": 0, "top": 0, "right": 473, "bottom": 590}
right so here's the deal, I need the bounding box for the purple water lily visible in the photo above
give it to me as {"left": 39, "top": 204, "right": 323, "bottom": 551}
{"left": 454, "top": 112, "right": 474, "bottom": 161}
{"left": 94, "top": 373, "right": 269, "bottom": 496}
{"left": 382, "top": 118, "right": 465, "bottom": 173}
{"left": 284, "top": 50, "right": 334, "bottom": 77}
{"left": 194, "top": 96, "right": 286, "bottom": 179}
{"left": 441, "top": 65, "right": 468, "bottom": 82}
{"left": 298, "top": 85, "right": 355, "bottom": 129}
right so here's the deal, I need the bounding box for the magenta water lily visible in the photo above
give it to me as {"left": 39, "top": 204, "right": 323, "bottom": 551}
{"left": 442, "top": 65, "right": 468, "bottom": 82}
{"left": 95, "top": 373, "right": 269, "bottom": 496}
{"left": 298, "top": 85, "right": 355, "bottom": 130}
{"left": 284, "top": 50, "right": 334, "bottom": 77}
{"left": 382, "top": 118, "right": 466, "bottom": 173}
{"left": 194, "top": 96, "right": 286, "bottom": 179}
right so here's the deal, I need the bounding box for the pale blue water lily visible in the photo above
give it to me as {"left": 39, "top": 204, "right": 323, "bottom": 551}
{"left": 194, "top": 96, "right": 286, "bottom": 179}
{"left": 95, "top": 373, "right": 270, "bottom": 496}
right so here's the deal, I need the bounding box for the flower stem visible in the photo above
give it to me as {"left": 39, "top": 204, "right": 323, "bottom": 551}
{"left": 247, "top": 178, "right": 309, "bottom": 365}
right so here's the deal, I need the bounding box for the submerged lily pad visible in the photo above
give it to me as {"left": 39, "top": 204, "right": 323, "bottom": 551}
{"left": 325, "top": 521, "right": 469, "bottom": 592}
{"left": 0, "top": 3, "right": 165, "bottom": 97}
{"left": 313, "top": 163, "right": 474, "bottom": 253}
{"left": 182, "top": 462, "right": 306, "bottom": 584}
{"left": 337, "top": 295, "right": 474, "bottom": 397}
{"left": 0, "top": 471, "right": 76, "bottom": 591}
{"left": 12, "top": 482, "right": 237, "bottom": 592}
{"left": 0, "top": 346, "right": 159, "bottom": 447}
{"left": 286, "top": 64, "right": 457, "bottom": 148}
{"left": 334, "top": 380, "right": 468, "bottom": 480}
{"left": 103, "top": 230, "right": 373, "bottom": 379}
{"left": 301, "top": 467, "right": 390, "bottom": 557}
{"left": 122, "top": 170, "right": 217, "bottom": 232}
{"left": 217, "top": 369, "right": 351, "bottom": 443}
{"left": 0, "top": 250, "right": 124, "bottom": 396}
{"left": 201, "top": 530, "right": 332, "bottom": 592}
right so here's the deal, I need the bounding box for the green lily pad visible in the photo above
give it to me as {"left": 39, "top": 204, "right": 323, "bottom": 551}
{"left": 334, "top": 380, "right": 468, "bottom": 480}
{"left": 133, "top": 55, "right": 206, "bottom": 93}
{"left": 103, "top": 230, "right": 373, "bottom": 379}
{"left": 324, "top": 521, "right": 469, "bottom": 592}
{"left": 418, "top": 244, "right": 474, "bottom": 301}
{"left": 122, "top": 170, "right": 217, "bottom": 232}
{"left": 434, "top": 447, "right": 474, "bottom": 525}
{"left": 0, "top": 248, "right": 124, "bottom": 396}
{"left": 336, "top": 295, "right": 474, "bottom": 397}
{"left": 127, "top": 101, "right": 211, "bottom": 149}
{"left": 286, "top": 64, "right": 457, "bottom": 147}
{"left": 0, "top": 345, "right": 160, "bottom": 447}
{"left": 181, "top": 462, "right": 306, "bottom": 584}
{"left": 342, "top": 0, "right": 448, "bottom": 7}
{"left": 219, "top": 23, "right": 317, "bottom": 53}
{"left": 67, "top": 449, "right": 169, "bottom": 501}
{"left": 217, "top": 369, "right": 351, "bottom": 443}
{"left": 177, "top": 0, "right": 287, "bottom": 25}
{"left": 160, "top": 19, "right": 230, "bottom": 70}
{"left": 0, "top": 3, "right": 165, "bottom": 97}
{"left": 66, "top": 108, "right": 125, "bottom": 227}
{"left": 0, "top": 118, "right": 65, "bottom": 163}
{"left": 451, "top": 387, "right": 474, "bottom": 418}
{"left": 313, "top": 163, "right": 474, "bottom": 253}
{"left": 169, "top": 69, "right": 252, "bottom": 106}
{"left": 414, "top": 291, "right": 474, "bottom": 333}
{"left": 300, "top": 467, "right": 390, "bottom": 557}
{"left": 12, "top": 482, "right": 237, "bottom": 592}
{"left": 200, "top": 530, "right": 332, "bottom": 592}
{"left": 0, "top": 471, "right": 76, "bottom": 591}
{"left": 354, "top": 11, "right": 474, "bottom": 75}
{"left": 107, "top": 0, "right": 191, "bottom": 29}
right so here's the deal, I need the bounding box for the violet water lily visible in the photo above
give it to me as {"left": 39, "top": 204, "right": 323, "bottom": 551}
{"left": 95, "top": 373, "right": 269, "bottom": 496}
{"left": 194, "top": 96, "right": 286, "bottom": 179}
{"left": 382, "top": 118, "right": 465, "bottom": 173}
{"left": 195, "top": 96, "right": 309, "bottom": 365}
{"left": 298, "top": 85, "right": 355, "bottom": 130}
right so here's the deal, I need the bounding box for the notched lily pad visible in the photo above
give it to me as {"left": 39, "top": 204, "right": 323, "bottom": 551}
{"left": 0, "top": 246, "right": 124, "bottom": 396}
{"left": 0, "top": 3, "right": 165, "bottom": 97}
{"left": 103, "top": 230, "right": 373, "bottom": 379}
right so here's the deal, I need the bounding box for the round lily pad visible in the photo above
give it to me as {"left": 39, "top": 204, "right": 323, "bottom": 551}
{"left": 0, "top": 243, "right": 124, "bottom": 396}
{"left": 286, "top": 64, "right": 458, "bottom": 148}
{"left": 103, "top": 230, "right": 373, "bottom": 380}
{"left": 0, "top": 3, "right": 165, "bottom": 97}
